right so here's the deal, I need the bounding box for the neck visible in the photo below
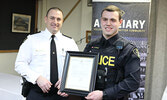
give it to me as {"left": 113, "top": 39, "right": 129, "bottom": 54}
{"left": 52, "top": 31, "right": 59, "bottom": 35}
{"left": 103, "top": 33, "right": 118, "bottom": 40}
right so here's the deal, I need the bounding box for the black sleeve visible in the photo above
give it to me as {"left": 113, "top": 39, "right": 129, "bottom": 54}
{"left": 104, "top": 46, "right": 140, "bottom": 99}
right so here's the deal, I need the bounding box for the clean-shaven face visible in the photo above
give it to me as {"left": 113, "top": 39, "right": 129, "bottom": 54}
{"left": 45, "top": 9, "right": 63, "bottom": 34}
{"left": 101, "top": 10, "right": 122, "bottom": 39}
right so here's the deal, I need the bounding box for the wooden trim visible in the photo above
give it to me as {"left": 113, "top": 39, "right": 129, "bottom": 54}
{"left": 35, "top": 0, "right": 38, "bottom": 33}
{"left": 64, "top": 0, "right": 81, "bottom": 22}
{"left": 86, "top": 30, "right": 91, "bottom": 43}
{"left": 0, "top": 50, "right": 18, "bottom": 53}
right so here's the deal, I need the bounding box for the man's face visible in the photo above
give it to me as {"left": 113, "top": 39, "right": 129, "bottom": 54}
{"left": 45, "top": 9, "right": 63, "bottom": 34}
{"left": 101, "top": 10, "right": 122, "bottom": 39}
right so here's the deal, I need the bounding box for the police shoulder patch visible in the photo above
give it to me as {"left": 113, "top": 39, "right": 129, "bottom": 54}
{"left": 133, "top": 48, "right": 140, "bottom": 58}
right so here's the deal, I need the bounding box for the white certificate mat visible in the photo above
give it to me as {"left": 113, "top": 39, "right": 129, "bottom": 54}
{"left": 65, "top": 56, "right": 93, "bottom": 91}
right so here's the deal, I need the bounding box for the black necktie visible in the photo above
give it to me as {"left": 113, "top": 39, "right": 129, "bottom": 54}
{"left": 50, "top": 35, "right": 58, "bottom": 84}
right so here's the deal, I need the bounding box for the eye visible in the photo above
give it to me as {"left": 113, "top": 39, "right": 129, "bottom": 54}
{"left": 111, "top": 19, "right": 116, "bottom": 22}
{"left": 102, "top": 18, "right": 108, "bottom": 21}
{"left": 50, "top": 16, "right": 55, "bottom": 20}
{"left": 57, "top": 18, "right": 61, "bottom": 21}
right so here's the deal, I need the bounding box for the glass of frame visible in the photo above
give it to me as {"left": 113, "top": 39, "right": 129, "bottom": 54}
{"left": 60, "top": 51, "right": 99, "bottom": 97}
{"left": 12, "top": 13, "right": 31, "bottom": 33}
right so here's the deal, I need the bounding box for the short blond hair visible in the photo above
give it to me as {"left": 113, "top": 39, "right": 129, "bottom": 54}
{"left": 101, "top": 5, "right": 122, "bottom": 20}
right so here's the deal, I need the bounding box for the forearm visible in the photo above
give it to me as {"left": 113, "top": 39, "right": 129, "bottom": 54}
{"left": 104, "top": 69, "right": 140, "bottom": 99}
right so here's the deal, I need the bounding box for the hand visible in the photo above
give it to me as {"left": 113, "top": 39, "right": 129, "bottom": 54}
{"left": 85, "top": 90, "right": 103, "bottom": 100}
{"left": 57, "top": 90, "right": 69, "bottom": 97}
{"left": 36, "top": 75, "right": 52, "bottom": 93}
{"left": 55, "top": 78, "right": 61, "bottom": 89}
{"left": 56, "top": 78, "right": 69, "bottom": 97}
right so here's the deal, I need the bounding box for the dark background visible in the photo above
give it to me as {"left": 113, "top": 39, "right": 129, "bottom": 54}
{"left": 0, "top": 0, "right": 36, "bottom": 50}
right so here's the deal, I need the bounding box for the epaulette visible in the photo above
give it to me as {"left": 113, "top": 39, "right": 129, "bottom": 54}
{"left": 30, "top": 31, "right": 41, "bottom": 35}
{"left": 22, "top": 31, "right": 41, "bottom": 43}
{"left": 62, "top": 34, "right": 72, "bottom": 39}
{"left": 22, "top": 37, "right": 28, "bottom": 43}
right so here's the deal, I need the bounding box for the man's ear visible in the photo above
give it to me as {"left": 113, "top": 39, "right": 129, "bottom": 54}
{"left": 44, "top": 16, "right": 47, "bottom": 23}
{"left": 119, "top": 19, "right": 123, "bottom": 25}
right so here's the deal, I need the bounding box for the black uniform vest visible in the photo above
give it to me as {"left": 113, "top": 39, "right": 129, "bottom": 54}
{"left": 84, "top": 36, "right": 135, "bottom": 90}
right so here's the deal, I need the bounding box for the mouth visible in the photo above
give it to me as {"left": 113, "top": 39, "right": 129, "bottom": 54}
{"left": 51, "top": 23, "right": 58, "bottom": 28}
{"left": 52, "top": 26, "right": 57, "bottom": 28}
{"left": 105, "top": 27, "right": 112, "bottom": 32}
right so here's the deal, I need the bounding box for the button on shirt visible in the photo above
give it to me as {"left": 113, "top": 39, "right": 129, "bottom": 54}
{"left": 15, "top": 28, "right": 79, "bottom": 84}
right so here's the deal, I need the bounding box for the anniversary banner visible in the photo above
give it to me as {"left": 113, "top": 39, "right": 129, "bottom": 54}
{"left": 91, "top": 0, "right": 151, "bottom": 99}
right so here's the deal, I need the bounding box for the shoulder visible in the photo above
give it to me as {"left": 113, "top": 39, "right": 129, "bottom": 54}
{"left": 114, "top": 37, "right": 135, "bottom": 49}
{"left": 23, "top": 32, "right": 43, "bottom": 43}
{"left": 62, "top": 34, "right": 72, "bottom": 39}
{"left": 114, "top": 37, "right": 130, "bottom": 46}
{"left": 60, "top": 33, "right": 76, "bottom": 45}
{"left": 84, "top": 37, "right": 101, "bottom": 52}
{"left": 61, "top": 34, "right": 76, "bottom": 42}
{"left": 88, "top": 37, "right": 101, "bottom": 46}
{"left": 27, "top": 32, "right": 42, "bottom": 38}
{"left": 119, "top": 38, "right": 139, "bottom": 58}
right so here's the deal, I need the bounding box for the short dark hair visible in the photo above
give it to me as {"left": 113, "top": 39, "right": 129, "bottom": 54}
{"left": 46, "top": 7, "right": 63, "bottom": 17}
{"left": 101, "top": 5, "right": 122, "bottom": 20}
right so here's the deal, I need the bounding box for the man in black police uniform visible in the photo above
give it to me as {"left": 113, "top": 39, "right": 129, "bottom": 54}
{"left": 84, "top": 5, "right": 140, "bottom": 100}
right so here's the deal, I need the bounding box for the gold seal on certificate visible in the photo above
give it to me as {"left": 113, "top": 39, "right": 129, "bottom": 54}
{"left": 60, "top": 51, "right": 99, "bottom": 96}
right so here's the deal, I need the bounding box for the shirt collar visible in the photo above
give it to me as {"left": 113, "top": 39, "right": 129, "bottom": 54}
{"left": 107, "top": 34, "right": 120, "bottom": 45}
{"left": 44, "top": 28, "right": 62, "bottom": 40}
{"left": 100, "top": 34, "right": 120, "bottom": 46}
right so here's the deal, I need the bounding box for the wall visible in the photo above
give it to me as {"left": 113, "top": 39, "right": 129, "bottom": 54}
{"left": 0, "top": 53, "right": 18, "bottom": 75}
{"left": 0, "top": 0, "right": 36, "bottom": 50}
{"left": 144, "top": 0, "right": 167, "bottom": 100}
{"left": 0, "top": 0, "right": 36, "bottom": 75}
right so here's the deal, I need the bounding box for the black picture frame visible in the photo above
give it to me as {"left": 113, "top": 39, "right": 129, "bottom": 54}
{"left": 60, "top": 51, "right": 99, "bottom": 97}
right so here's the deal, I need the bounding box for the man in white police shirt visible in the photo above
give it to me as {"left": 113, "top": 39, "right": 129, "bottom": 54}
{"left": 84, "top": 5, "right": 140, "bottom": 100}
{"left": 15, "top": 7, "right": 78, "bottom": 100}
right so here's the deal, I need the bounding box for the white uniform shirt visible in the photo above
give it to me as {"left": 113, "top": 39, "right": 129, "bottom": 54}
{"left": 15, "top": 28, "right": 79, "bottom": 84}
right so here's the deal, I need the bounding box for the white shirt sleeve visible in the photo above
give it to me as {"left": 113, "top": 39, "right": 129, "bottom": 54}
{"left": 15, "top": 35, "right": 40, "bottom": 84}
{"left": 69, "top": 38, "right": 79, "bottom": 51}
{"left": 162, "top": 86, "right": 167, "bottom": 100}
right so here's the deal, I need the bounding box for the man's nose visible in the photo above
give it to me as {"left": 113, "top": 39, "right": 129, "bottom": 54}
{"left": 53, "top": 19, "right": 57, "bottom": 23}
{"left": 106, "top": 20, "right": 111, "bottom": 25}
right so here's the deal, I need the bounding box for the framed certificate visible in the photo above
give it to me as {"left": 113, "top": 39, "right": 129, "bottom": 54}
{"left": 60, "top": 51, "right": 99, "bottom": 97}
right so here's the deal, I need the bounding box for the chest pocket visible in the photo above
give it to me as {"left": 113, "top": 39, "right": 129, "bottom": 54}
{"left": 90, "top": 47, "right": 100, "bottom": 53}
{"left": 33, "top": 49, "right": 47, "bottom": 56}
{"left": 32, "top": 42, "right": 48, "bottom": 58}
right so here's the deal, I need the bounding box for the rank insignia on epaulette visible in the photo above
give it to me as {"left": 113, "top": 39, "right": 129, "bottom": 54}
{"left": 133, "top": 48, "right": 140, "bottom": 58}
